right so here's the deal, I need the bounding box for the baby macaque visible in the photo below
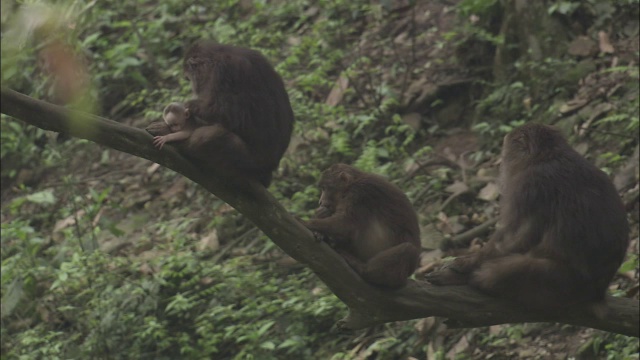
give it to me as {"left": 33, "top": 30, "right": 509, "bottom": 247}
{"left": 152, "top": 102, "right": 193, "bottom": 150}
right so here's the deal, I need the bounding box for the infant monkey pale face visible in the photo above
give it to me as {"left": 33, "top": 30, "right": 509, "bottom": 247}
{"left": 163, "top": 102, "right": 190, "bottom": 132}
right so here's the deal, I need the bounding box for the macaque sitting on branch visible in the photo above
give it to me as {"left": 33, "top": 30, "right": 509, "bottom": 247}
{"left": 146, "top": 41, "right": 295, "bottom": 187}
{"left": 301, "top": 164, "right": 422, "bottom": 289}
{"left": 427, "top": 123, "right": 629, "bottom": 313}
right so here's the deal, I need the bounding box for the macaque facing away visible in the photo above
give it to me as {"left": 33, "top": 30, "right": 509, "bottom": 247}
{"left": 302, "top": 164, "right": 421, "bottom": 289}
{"left": 427, "top": 123, "right": 629, "bottom": 312}
{"left": 146, "top": 41, "right": 294, "bottom": 187}
{"left": 152, "top": 102, "right": 193, "bottom": 150}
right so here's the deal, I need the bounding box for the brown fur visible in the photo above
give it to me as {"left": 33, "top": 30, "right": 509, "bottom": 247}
{"left": 147, "top": 41, "right": 294, "bottom": 187}
{"left": 303, "top": 164, "right": 421, "bottom": 288}
{"left": 427, "top": 123, "right": 629, "bottom": 311}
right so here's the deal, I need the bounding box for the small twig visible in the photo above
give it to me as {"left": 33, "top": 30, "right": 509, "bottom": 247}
{"left": 211, "top": 228, "right": 259, "bottom": 263}
{"left": 443, "top": 217, "right": 499, "bottom": 250}
{"left": 406, "top": 156, "right": 461, "bottom": 181}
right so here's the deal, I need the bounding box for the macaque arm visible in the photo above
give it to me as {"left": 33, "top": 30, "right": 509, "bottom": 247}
{"left": 304, "top": 215, "right": 353, "bottom": 240}
{"left": 153, "top": 130, "right": 192, "bottom": 150}
{"left": 162, "top": 130, "right": 192, "bottom": 142}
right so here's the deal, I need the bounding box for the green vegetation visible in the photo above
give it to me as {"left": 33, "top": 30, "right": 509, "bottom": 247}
{"left": 2, "top": 0, "right": 638, "bottom": 358}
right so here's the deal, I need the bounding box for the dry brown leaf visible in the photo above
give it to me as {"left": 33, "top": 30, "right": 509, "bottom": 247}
{"left": 53, "top": 210, "right": 85, "bottom": 232}
{"left": 146, "top": 163, "right": 161, "bottom": 175}
{"left": 559, "top": 98, "right": 589, "bottom": 114}
{"left": 401, "top": 112, "right": 421, "bottom": 131}
{"left": 325, "top": 75, "right": 349, "bottom": 106}
{"left": 197, "top": 230, "right": 220, "bottom": 252}
{"left": 445, "top": 181, "right": 469, "bottom": 194}
{"left": 477, "top": 182, "right": 500, "bottom": 201}
{"left": 598, "top": 31, "right": 615, "bottom": 54}
{"left": 446, "top": 334, "right": 470, "bottom": 358}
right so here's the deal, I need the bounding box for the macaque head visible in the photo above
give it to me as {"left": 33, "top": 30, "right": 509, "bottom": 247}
{"left": 316, "top": 164, "right": 361, "bottom": 215}
{"left": 163, "top": 102, "right": 189, "bottom": 132}
{"left": 183, "top": 41, "right": 217, "bottom": 96}
{"left": 501, "top": 123, "right": 568, "bottom": 175}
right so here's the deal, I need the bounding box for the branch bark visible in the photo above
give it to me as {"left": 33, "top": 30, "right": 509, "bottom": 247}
{"left": 1, "top": 88, "right": 638, "bottom": 338}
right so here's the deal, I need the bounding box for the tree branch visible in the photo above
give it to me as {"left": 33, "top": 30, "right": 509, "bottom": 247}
{"left": 1, "top": 88, "right": 638, "bottom": 338}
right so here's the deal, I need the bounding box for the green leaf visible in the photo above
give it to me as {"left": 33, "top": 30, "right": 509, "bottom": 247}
{"left": 1, "top": 278, "right": 24, "bottom": 318}
{"left": 618, "top": 255, "right": 638, "bottom": 273}
{"left": 256, "top": 320, "right": 275, "bottom": 336}
{"left": 26, "top": 189, "right": 56, "bottom": 205}
{"left": 260, "top": 341, "right": 275, "bottom": 350}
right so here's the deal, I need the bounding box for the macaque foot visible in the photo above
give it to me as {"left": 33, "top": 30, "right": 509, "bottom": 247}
{"left": 425, "top": 266, "right": 470, "bottom": 286}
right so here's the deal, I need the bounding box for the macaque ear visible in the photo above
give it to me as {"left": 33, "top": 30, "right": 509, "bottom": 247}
{"left": 526, "top": 136, "right": 537, "bottom": 154}
{"left": 338, "top": 171, "right": 352, "bottom": 184}
{"left": 508, "top": 134, "right": 528, "bottom": 154}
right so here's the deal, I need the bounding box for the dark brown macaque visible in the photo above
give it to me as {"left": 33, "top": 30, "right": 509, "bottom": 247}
{"left": 302, "top": 164, "right": 421, "bottom": 289}
{"left": 427, "top": 123, "right": 629, "bottom": 312}
{"left": 147, "top": 41, "right": 295, "bottom": 187}
{"left": 152, "top": 103, "right": 193, "bottom": 150}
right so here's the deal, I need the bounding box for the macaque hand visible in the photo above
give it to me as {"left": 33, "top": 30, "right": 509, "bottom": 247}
{"left": 153, "top": 135, "right": 168, "bottom": 150}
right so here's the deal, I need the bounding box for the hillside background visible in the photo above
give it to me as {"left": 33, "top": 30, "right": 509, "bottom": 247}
{"left": 1, "top": 0, "right": 639, "bottom": 358}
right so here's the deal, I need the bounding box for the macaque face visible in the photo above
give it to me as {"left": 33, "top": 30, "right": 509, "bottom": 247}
{"left": 185, "top": 70, "right": 199, "bottom": 96}
{"left": 162, "top": 103, "right": 189, "bottom": 133}
{"left": 184, "top": 58, "right": 211, "bottom": 97}
{"left": 316, "top": 186, "right": 337, "bottom": 216}
{"left": 166, "top": 115, "right": 185, "bottom": 132}
{"left": 316, "top": 165, "right": 353, "bottom": 214}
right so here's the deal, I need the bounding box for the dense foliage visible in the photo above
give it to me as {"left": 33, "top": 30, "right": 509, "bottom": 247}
{"left": 1, "top": 0, "right": 638, "bottom": 358}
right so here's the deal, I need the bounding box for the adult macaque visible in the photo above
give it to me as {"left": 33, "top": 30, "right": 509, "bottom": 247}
{"left": 302, "top": 164, "right": 421, "bottom": 289}
{"left": 152, "top": 103, "right": 192, "bottom": 150}
{"left": 147, "top": 41, "right": 294, "bottom": 187}
{"left": 427, "top": 123, "right": 629, "bottom": 312}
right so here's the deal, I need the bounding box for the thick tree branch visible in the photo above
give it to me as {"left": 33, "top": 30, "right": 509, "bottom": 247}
{"left": 1, "top": 88, "right": 638, "bottom": 338}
